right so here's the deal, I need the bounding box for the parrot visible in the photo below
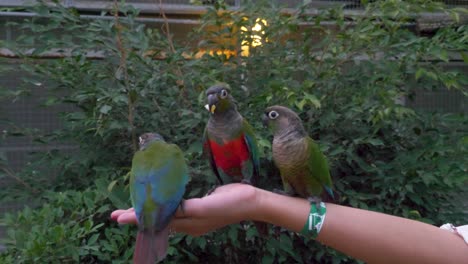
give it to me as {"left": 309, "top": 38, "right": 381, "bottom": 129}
{"left": 130, "top": 133, "right": 189, "bottom": 264}
{"left": 202, "top": 83, "right": 267, "bottom": 235}
{"left": 262, "top": 105, "right": 335, "bottom": 204}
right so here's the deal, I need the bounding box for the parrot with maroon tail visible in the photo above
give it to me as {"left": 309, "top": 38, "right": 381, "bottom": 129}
{"left": 130, "top": 133, "right": 189, "bottom": 264}
{"left": 202, "top": 83, "right": 267, "bottom": 235}
{"left": 262, "top": 105, "right": 335, "bottom": 205}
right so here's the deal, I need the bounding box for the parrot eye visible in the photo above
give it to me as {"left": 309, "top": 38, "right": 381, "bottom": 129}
{"left": 220, "top": 89, "right": 228, "bottom": 98}
{"left": 268, "top": 111, "right": 279, "bottom": 119}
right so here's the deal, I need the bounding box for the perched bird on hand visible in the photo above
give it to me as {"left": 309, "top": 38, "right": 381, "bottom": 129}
{"left": 202, "top": 83, "right": 267, "bottom": 235}
{"left": 130, "top": 133, "right": 189, "bottom": 264}
{"left": 263, "top": 105, "right": 335, "bottom": 205}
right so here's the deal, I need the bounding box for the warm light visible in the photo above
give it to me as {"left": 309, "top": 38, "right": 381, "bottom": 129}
{"left": 252, "top": 21, "right": 264, "bottom": 32}
{"left": 241, "top": 18, "right": 268, "bottom": 56}
{"left": 194, "top": 49, "right": 236, "bottom": 59}
{"left": 192, "top": 18, "right": 268, "bottom": 58}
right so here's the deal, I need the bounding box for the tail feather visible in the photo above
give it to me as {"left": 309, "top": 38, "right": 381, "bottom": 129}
{"left": 134, "top": 227, "right": 170, "bottom": 264}
{"left": 324, "top": 186, "right": 334, "bottom": 200}
{"left": 322, "top": 186, "right": 340, "bottom": 203}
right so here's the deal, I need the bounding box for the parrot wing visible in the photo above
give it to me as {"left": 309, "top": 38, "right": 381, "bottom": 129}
{"left": 130, "top": 141, "right": 188, "bottom": 264}
{"left": 242, "top": 119, "right": 260, "bottom": 185}
{"left": 306, "top": 137, "right": 335, "bottom": 200}
{"left": 202, "top": 126, "right": 223, "bottom": 185}
{"left": 130, "top": 143, "right": 188, "bottom": 229}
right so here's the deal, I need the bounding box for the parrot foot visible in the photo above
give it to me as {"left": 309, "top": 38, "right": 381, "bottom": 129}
{"left": 205, "top": 185, "right": 219, "bottom": 196}
{"left": 273, "top": 188, "right": 294, "bottom": 197}
{"left": 307, "top": 196, "right": 323, "bottom": 209}
{"left": 179, "top": 200, "right": 186, "bottom": 216}
{"left": 240, "top": 179, "right": 252, "bottom": 185}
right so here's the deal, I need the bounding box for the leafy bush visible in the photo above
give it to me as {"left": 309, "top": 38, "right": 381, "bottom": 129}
{"left": 0, "top": 178, "right": 133, "bottom": 263}
{"left": 1, "top": 0, "right": 467, "bottom": 263}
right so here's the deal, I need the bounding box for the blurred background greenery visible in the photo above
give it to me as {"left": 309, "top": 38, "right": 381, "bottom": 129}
{"left": 0, "top": 0, "right": 467, "bottom": 263}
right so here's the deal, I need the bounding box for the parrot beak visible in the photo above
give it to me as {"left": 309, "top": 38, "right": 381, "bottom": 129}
{"left": 204, "top": 104, "right": 216, "bottom": 114}
{"left": 206, "top": 94, "right": 218, "bottom": 114}
{"left": 262, "top": 114, "right": 269, "bottom": 127}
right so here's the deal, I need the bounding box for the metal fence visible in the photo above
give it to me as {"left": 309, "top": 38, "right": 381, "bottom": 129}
{"left": 1, "top": 0, "right": 467, "bottom": 11}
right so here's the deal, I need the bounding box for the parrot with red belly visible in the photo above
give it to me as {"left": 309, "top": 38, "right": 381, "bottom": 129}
{"left": 202, "top": 83, "right": 267, "bottom": 235}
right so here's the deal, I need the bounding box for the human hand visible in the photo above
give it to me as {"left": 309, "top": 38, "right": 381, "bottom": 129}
{"left": 110, "top": 183, "right": 260, "bottom": 236}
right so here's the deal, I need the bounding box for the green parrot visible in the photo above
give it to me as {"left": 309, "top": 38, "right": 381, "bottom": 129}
{"left": 130, "top": 133, "right": 189, "bottom": 264}
{"left": 262, "top": 105, "right": 335, "bottom": 203}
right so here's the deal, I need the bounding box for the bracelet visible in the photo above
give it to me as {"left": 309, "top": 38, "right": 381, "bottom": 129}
{"left": 300, "top": 201, "right": 327, "bottom": 238}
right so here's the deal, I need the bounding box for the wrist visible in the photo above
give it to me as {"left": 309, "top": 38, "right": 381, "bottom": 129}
{"left": 237, "top": 184, "right": 264, "bottom": 222}
{"left": 247, "top": 187, "right": 316, "bottom": 232}
{"left": 250, "top": 187, "right": 270, "bottom": 223}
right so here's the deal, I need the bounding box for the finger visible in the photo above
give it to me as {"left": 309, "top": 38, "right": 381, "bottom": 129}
{"left": 116, "top": 211, "right": 138, "bottom": 225}
{"left": 174, "top": 198, "right": 204, "bottom": 218}
{"left": 110, "top": 208, "right": 134, "bottom": 221}
{"left": 173, "top": 190, "right": 244, "bottom": 220}
{"left": 170, "top": 218, "right": 225, "bottom": 237}
{"left": 208, "top": 183, "right": 243, "bottom": 195}
{"left": 173, "top": 195, "right": 226, "bottom": 218}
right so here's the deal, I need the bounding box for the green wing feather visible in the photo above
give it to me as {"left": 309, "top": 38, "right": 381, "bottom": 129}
{"left": 129, "top": 141, "right": 188, "bottom": 228}
{"left": 242, "top": 119, "right": 260, "bottom": 184}
{"left": 306, "top": 137, "right": 334, "bottom": 198}
{"left": 202, "top": 126, "right": 223, "bottom": 185}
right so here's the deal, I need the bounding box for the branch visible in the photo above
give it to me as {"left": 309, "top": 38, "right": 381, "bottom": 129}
{"left": 0, "top": 166, "right": 39, "bottom": 194}
{"left": 113, "top": 0, "right": 137, "bottom": 152}
{"left": 157, "top": 0, "right": 190, "bottom": 108}
{"left": 0, "top": 48, "right": 105, "bottom": 59}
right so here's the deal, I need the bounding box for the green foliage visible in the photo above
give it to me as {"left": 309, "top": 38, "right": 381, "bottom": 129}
{"left": 1, "top": 0, "right": 467, "bottom": 263}
{"left": 0, "top": 178, "right": 134, "bottom": 263}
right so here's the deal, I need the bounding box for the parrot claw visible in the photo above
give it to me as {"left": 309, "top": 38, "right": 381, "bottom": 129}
{"left": 205, "top": 185, "right": 219, "bottom": 196}
{"left": 273, "top": 188, "right": 294, "bottom": 197}
{"left": 240, "top": 179, "right": 252, "bottom": 185}
{"left": 179, "top": 200, "right": 186, "bottom": 216}
{"left": 307, "top": 196, "right": 322, "bottom": 209}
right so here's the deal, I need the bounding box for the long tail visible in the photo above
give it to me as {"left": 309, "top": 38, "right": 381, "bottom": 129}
{"left": 134, "top": 227, "right": 170, "bottom": 264}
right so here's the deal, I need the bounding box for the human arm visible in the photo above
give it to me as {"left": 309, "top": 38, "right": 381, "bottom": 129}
{"left": 111, "top": 183, "right": 468, "bottom": 263}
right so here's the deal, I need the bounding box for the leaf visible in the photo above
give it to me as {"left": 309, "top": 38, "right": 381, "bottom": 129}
{"left": 87, "top": 233, "right": 99, "bottom": 246}
{"left": 107, "top": 180, "right": 117, "bottom": 192}
{"left": 415, "top": 68, "right": 425, "bottom": 80}
{"left": 227, "top": 226, "right": 238, "bottom": 246}
{"left": 460, "top": 52, "right": 468, "bottom": 64}
{"left": 262, "top": 254, "right": 274, "bottom": 264}
{"left": 303, "top": 92, "right": 321, "bottom": 108}
{"left": 437, "top": 49, "right": 449, "bottom": 62}
{"left": 367, "top": 138, "right": 384, "bottom": 146}
{"left": 99, "top": 105, "right": 112, "bottom": 114}
{"left": 187, "top": 141, "right": 202, "bottom": 154}
{"left": 295, "top": 99, "right": 306, "bottom": 110}
{"left": 329, "top": 147, "right": 345, "bottom": 156}
{"left": 408, "top": 210, "right": 422, "bottom": 219}
{"left": 197, "top": 237, "right": 207, "bottom": 250}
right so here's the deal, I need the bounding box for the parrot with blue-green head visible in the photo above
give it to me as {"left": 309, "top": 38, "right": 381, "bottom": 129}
{"left": 130, "top": 133, "right": 189, "bottom": 264}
